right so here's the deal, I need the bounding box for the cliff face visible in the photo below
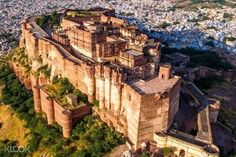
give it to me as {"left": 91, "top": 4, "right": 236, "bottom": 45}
{"left": 18, "top": 17, "right": 181, "bottom": 149}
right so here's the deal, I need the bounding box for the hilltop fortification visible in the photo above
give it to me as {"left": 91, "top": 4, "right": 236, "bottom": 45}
{"left": 18, "top": 8, "right": 181, "bottom": 149}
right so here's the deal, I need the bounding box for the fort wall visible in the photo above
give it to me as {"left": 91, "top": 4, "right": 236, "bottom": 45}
{"left": 191, "top": 66, "right": 236, "bottom": 83}
{"left": 208, "top": 99, "right": 221, "bottom": 123}
{"left": 154, "top": 131, "right": 219, "bottom": 157}
{"left": 100, "top": 14, "right": 126, "bottom": 25}
{"left": 61, "top": 18, "right": 78, "bottom": 29}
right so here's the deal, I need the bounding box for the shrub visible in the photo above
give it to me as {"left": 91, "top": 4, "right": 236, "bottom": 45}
{"left": 190, "top": 128, "right": 198, "bottom": 136}
{"left": 141, "top": 151, "right": 150, "bottom": 157}
{"left": 191, "top": 0, "right": 203, "bottom": 4}
{"left": 36, "top": 64, "right": 51, "bottom": 79}
{"left": 36, "top": 15, "right": 48, "bottom": 28}
{"left": 0, "top": 63, "right": 62, "bottom": 155}
{"left": 163, "top": 147, "right": 177, "bottom": 157}
{"left": 212, "top": 0, "right": 226, "bottom": 4}
{"left": 206, "top": 41, "right": 215, "bottom": 47}
{"left": 0, "top": 140, "right": 27, "bottom": 157}
{"left": 223, "top": 13, "right": 233, "bottom": 19}
{"left": 194, "top": 76, "right": 224, "bottom": 90}
{"left": 36, "top": 11, "right": 60, "bottom": 29}
{"left": 71, "top": 115, "right": 125, "bottom": 157}
{"left": 91, "top": 100, "right": 99, "bottom": 107}
{"left": 159, "top": 22, "right": 171, "bottom": 29}
{"left": 0, "top": 56, "right": 125, "bottom": 156}
{"left": 226, "top": 37, "right": 236, "bottom": 42}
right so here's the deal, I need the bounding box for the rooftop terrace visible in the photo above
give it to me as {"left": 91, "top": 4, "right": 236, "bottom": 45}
{"left": 129, "top": 76, "right": 180, "bottom": 95}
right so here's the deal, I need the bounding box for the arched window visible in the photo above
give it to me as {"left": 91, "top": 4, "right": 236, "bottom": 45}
{"left": 179, "top": 149, "right": 185, "bottom": 157}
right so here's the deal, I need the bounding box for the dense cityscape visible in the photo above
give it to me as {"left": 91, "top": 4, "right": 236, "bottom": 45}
{"left": 0, "top": 0, "right": 236, "bottom": 53}
{"left": 0, "top": 0, "right": 236, "bottom": 157}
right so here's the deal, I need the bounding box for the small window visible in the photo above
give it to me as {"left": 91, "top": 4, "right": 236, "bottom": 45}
{"left": 128, "top": 94, "right": 131, "bottom": 101}
{"left": 161, "top": 74, "right": 165, "bottom": 79}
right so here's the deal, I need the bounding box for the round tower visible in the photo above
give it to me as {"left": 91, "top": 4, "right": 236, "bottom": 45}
{"left": 99, "top": 77, "right": 105, "bottom": 110}
{"left": 86, "top": 66, "right": 95, "bottom": 102}
{"left": 61, "top": 110, "right": 72, "bottom": 138}
{"left": 32, "top": 86, "right": 41, "bottom": 112}
{"left": 46, "top": 97, "right": 55, "bottom": 124}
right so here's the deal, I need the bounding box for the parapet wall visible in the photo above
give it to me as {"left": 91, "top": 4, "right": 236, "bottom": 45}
{"left": 192, "top": 66, "right": 236, "bottom": 83}
{"left": 51, "top": 33, "right": 70, "bottom": 46}
{"left": 196, "top": 106, "right": 213, "bottom": 144}
{"left": 208, "top": 99, "right": 221, "bottom": 123}
{"left": 154, "top": 131, "right": 219, "bottom": 157}
{"left": 100, "top": 14, "right": 126, "bottom": 25}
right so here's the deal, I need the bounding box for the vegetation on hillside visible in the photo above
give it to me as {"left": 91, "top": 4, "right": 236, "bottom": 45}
{"left": 0, "top": 105, "right": 30, "bottom": 146}
{"left": 0, "top": 53, "right": 124, "bottom": 156}
{"left": 0, "top": 64, "right": 62, "bottom": 156}
{"left": 0, "top": 32, "right": 18, "bottom": 49}
{"left": 36, "top": 11, "right": 60, "bottom": 29}
{"left": 178, "top": 0, "right": 236, "bottom": 10}
{"left": 162, "top": 147, "right": 177, "bottom": 157}
{"left": 225, "top": 36, "right": 236, "bottom": 42}
{"left": 161, "top": 47, "right": 234, "bottom": 70}
{"left": 194, "top": 76, "right": 224, "bottom": 90}
{"left": 159, "top": 22, "right": 171, "bottom": 29}
{"left": 44, "top": 76, "right": 88, "bottom": 108}
{"left": 204, "top": 82, "right": 236, "bottom": 157}
{"left": 140, "top": 151, "right": 150, "bottom": 157}
{"left": 0, "top": 140, "right": 26, "bottom": 157}
{"left": 11, "top": 47, "right": 31, "bottom": 75}
{"left": 70, "top": 116, "right": 125, "bottom": 157}
{"left": 65, "top": 10, "right": 96, "bottom": 18}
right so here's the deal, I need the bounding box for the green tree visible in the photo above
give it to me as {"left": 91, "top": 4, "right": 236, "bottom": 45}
{"left": 163, "top": 147, "right": 177, "bottom": 157}
{"left": 141, "top": 151, "right": 150, "bottom": 157}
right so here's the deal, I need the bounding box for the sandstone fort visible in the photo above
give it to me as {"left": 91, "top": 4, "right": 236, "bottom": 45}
{"left": 12, "top": 8, "right": 220, "bottom": 157}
